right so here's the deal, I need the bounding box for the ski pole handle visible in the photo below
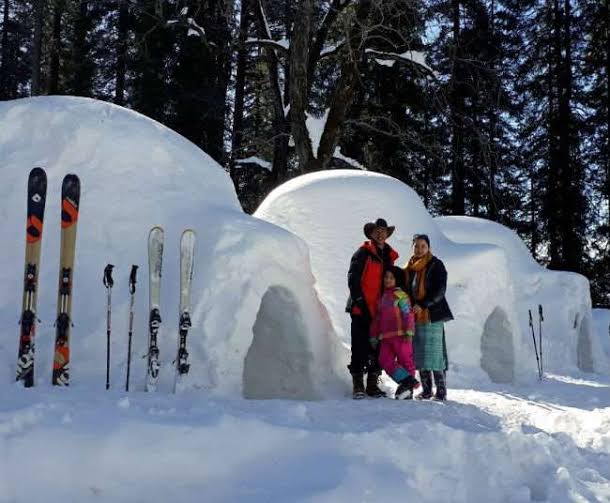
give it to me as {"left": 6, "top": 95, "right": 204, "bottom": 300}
{"left": 528, "top": 309, "right": 533, "bottom": 327}
{"left": 538, "top": 304, "right": 544, "bottom": 322}
{"left": 103, "top": 264, "right": 114, "bottom": 288}
{"left": 129, "top": 265, "right": 138, "bottom": 294}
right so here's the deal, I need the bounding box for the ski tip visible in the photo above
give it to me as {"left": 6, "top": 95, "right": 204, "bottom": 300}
{"left": 61, "top": 174, "right": 81, "bottom": 198}
{"left": 30, "top": 166, "right": 47, "bottom": 177}
{"left": 181, "top": 229, "right": 196, "bottom": 240}
{"left": 149, "top": 226, "right": 164, "bottom": 236}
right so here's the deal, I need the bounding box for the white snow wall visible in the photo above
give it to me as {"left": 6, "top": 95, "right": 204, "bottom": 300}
{"left": 255, "top": 170, "right": 534, "bottom": 385}
{"left": 0, "top": 96, "right": 343, "bottom": 398}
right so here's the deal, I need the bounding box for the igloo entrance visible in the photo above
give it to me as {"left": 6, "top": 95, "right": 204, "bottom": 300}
{"left": 577, "top": 315, "right": 594, "bottom": 372}
{"left": 480, "top": 307, "right": 515, "bottom": 383}
{"left": 243, "top": 286, "right": 317, "bottom": 399}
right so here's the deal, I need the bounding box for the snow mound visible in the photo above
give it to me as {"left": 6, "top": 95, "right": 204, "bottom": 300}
{"left": 256, "top": 170, "right": 529, "bottom": 384}
{"left": 256, "top": 170, "right": 608, "bottom": 383}
{"left": 437, "top": 216, "right": 608, "bottom": 375}
{"left": 0, "top": 96, "right": 341, "bottom": 398}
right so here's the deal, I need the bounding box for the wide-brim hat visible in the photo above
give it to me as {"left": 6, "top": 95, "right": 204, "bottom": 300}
{"left": 364, "top": 218, "right": 395, "bottom": 239}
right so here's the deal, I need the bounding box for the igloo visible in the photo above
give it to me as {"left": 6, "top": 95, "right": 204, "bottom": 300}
{"left": 0, "top": 96, "right": 343, "bottom": 398}
{"left": 255, "top": 170, "right": 608, "bottom": 383}
{"left": 437, "top": 216, "right": 610, "bottom": 375}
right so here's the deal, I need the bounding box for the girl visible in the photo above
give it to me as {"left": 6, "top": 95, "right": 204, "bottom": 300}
{"left": 369, "top": 266, "right": 420, "bottom": 399}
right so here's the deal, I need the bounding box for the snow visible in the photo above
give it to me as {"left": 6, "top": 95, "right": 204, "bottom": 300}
{"left": 593, "top": 309, "right": 610, "bottom": 364}
{"left": 256, "top": 170, "right": 608, "bottom": 381}
{"left": 234, "top": 156, "right": 272, "bottom": 171}
{"left": 0, "top": 98, "right": 609, "bottom": 502}
{"left": 245, "top": 38, "right": 289, "bottom": 51}
{"left": 0, "top": 96, "right": 341, "bottom": 399}
{"left": 305, "top": 111, "right": 366, "bottom": 169}
{"left": 366, "top": 49, "right": 435, "bottom": 74}
{"left": 437, "top": 215, "right": 608, "bottom": 375}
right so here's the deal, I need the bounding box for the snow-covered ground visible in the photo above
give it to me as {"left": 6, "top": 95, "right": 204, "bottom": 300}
{"left": 1, "top": 374, "right": 609, "bottom": 502}
{"left": 0, "top": 97, "right": 608, "bottom": 502}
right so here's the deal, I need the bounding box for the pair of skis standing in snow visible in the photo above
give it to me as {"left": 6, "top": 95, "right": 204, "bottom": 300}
{"left": 103, "top": 227, "right": 196, "bottom": 392}
{"left": 16, "top": 167, "right": 196, "bottom": 391}
{"left": 15, "top": 167, "right": 79, "bottom": 387}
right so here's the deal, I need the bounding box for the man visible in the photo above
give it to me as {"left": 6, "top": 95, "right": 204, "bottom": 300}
{"left": 346, "top": 218, "right": 399, "bottom": 399}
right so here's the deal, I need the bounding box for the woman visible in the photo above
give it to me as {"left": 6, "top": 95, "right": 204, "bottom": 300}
{"left": 405, "top": 234, "right": 453, "bottom": 400}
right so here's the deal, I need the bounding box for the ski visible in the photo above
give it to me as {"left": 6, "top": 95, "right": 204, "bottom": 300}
{"left": 146, "top": 226, "right": 164, "bottom": 392}
{"left": 52, "top": 174, "right": 80, "bottom": 386}
{"left": 174, "top": 229, "right": 196, "bottom": 393}
{"left": 16, "top": 167, "right": 47, "bottom": 387}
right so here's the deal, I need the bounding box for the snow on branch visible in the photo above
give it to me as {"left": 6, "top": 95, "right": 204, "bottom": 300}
{"left": 234, "top": 156, "right": 272, "bottom": 171}
{"left": 365, "top": 49, "right": 436, "bottom": 76}
{"left": 319, "top": 41, "right": 345, "bottom": 59}
{"left": 245, "top": 38, "right": 289, "bottom": 54}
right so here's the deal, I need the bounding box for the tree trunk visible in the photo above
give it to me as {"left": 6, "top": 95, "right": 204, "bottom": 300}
{"left": 450, "top": 0, "right": 465, "bottom": 215}
{"left": 114, "top": 0, "right": 129, "bottom": 105}
{"left": 70, "top": 0, "right": 92, "bottom": 96}
{"left": 606, "top": 0, "right": 610, "bottom": 236}
{"left": 31, "top": 0, "right": 45, "bottom": 96}
{"left": 289, "top": 0, "right": 314, "bottom": 171}
{"left": 0, "top": 0, "right": 10, "bottom": 98}
{"left": 48, "top": 0, "right": 63, "bottom": 95}
{"left": 546, "top": 0, "right": 563, "bottom": 269}
{"left": 254, "top": 0, "right": 289, "bottom": 180}
{"left": 311, "top": 0, "right": 372, "bottom": 172}
{"left": 230, "top": 0, "right": 250, "bottom": 182}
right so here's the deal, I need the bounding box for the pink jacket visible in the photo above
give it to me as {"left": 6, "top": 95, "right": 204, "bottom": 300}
{"left": 370, "top": 287, "right": 415, "bottom": 339}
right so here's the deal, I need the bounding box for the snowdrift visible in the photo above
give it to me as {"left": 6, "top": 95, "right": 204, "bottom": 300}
{"left": 255, "top": 170, "right": 607, "bottom": 384}
{"left": 0, "top": 96, "right": 342, "bottom": 398}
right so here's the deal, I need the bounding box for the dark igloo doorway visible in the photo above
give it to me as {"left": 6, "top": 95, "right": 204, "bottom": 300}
{"left": 480, "top": 307, "right": 515, "bottom": 383}
{"left": 243, "top": 286, "right": 317, "bottom": 399}
{"left": 577, "top": 315, "right": 594, "bottom": 372}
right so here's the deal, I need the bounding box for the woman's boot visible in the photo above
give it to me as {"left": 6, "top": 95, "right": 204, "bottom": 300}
{"left": 416, "top": 370, "right": 433, "bottom": 399}
{"left": 433, "top": 371, "right": 447, "bottom": 401}
{"left": 351, "top": 373, "right": 366, "bottom": 400}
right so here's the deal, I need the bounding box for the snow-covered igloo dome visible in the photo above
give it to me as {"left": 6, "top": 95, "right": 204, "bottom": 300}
{"left": 255, "top": 170, "right": 532, "bottom": 384}
{"left": 0, "top": 96, "right": 343, "bottom": 398}
{"left": 436, "top": 216, "right": 609, "bottom": 374}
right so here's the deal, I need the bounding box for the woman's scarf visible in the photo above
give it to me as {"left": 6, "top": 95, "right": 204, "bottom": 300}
{"left": 406, "top": 251, "right": 433, "bottom": 324}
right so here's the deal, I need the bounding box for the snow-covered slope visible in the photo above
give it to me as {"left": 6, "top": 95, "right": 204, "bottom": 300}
{"left": 0, "top": 96, "right": 341, "bottom": 398}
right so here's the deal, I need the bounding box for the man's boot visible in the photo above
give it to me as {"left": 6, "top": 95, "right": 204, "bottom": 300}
{"left": 433, "top": 371, "right": 447, "bottom": 401}
{"left": 416, "top": 370, "right": 433, "bottom": 399}
{"left": 366, "top": 371, "right": 385, "bottom": 398}
{"left": 351, "top": 373, "right": 366, "bottom": 400}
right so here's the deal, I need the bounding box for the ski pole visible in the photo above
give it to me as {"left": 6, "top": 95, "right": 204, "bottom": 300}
{"left": 126, "top": 265, "right": 138, "bottom": 392}
{"left": 538, "top": 304, "right": 544, "bottom": 378}
{"left": 103, "top": 264, "right": 114, "bottom": 390}
{"left": 529, "top": 309, "right": 542, "bottom": 380}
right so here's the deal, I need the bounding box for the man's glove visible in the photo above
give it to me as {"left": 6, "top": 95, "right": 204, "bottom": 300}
{"left": 369, "top": 337, "right": 379, "bottom": 349}
{"left": 354, "top": 296, "right": 370, "bottom": 319}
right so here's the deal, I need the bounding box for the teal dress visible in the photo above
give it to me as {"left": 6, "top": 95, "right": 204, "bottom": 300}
{"left": 410, "top": 271, "right": 448, "bottom": 371}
